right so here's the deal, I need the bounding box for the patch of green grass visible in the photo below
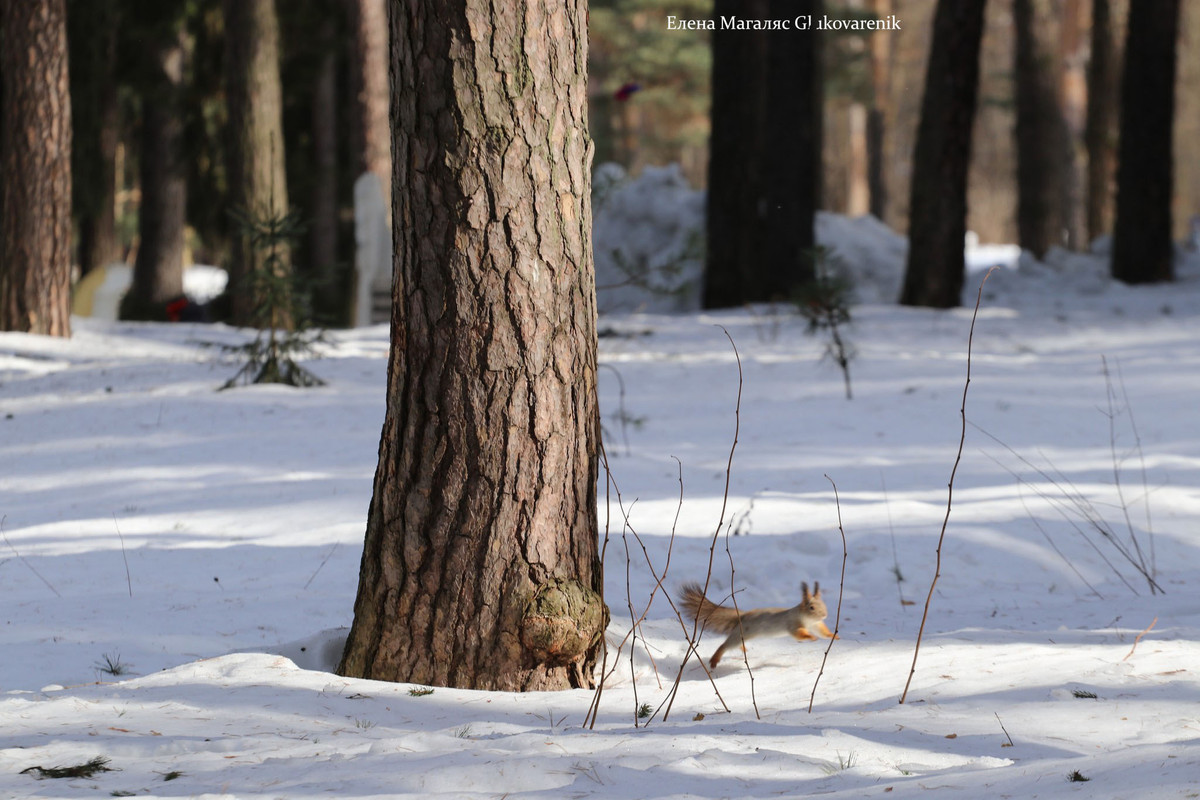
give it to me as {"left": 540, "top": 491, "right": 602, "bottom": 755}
{"left": 408, "top": 686, "right": 434, "bottom": 697}
{"left": 636, "top": 703, "right": 652, "bottom": 720}
{"left": 1067, "top": 770, "right": 1091, "bottom": 782}
{"left": 1072, "top": 689, "right": 1098, "bottom": 699}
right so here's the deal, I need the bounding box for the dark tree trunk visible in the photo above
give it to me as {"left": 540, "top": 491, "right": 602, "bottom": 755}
{"left": 899, "top": 0, "right": 987, "bottom": 309}
{"left": 124, "top": 33, "right": 187, "bottom": 319}
{"left": 1014, "top": 0, "right": 1065, "bottom": 259}
{"left": 224, "top": 0, "right": 290, "bottom": 326}
{"left": 867, "top": 0, "right": 891, "bottom": 222}
{"left": 1, "top": 0, "right": 73, "bottom": 336}
{"left": 1085, "top": 0, "right": 1117, "bottom": 242}
{"left": 1111, "top": 0, "right": 1178, "bottom": 284}
{"left": 702, "top": 0, "right": 769, "bottom": 308}
{"left": 310, "top": 36, "right": 338, "bottom": 281}
{"left": 762, "top": 0, "right": 821, "bottom": 298}
{"left": 338, "top": 0, "right": 607, "bottom": 692}
{"left": 68, "top": 0, "right": 121, "bottom": 276}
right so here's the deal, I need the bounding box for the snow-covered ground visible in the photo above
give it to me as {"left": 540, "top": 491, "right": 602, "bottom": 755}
{"left": 3, "top": 221, "right": 1200, "bottom": 798}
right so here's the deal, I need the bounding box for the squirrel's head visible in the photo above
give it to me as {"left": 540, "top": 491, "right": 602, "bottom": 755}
{"left": 801, "top": 582, "right": 828, "bottom": 615}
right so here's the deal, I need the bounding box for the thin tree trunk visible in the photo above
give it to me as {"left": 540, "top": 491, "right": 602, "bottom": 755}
{"left": 347, "top": 0, "right": 390, "bottom": 189}
{"left": 867, "top": 0, "right": 890, "bottom": 222}
{"left": 125, "top": 33, "right": 187, "bottom": 318}
{"left": 1014, "top": 0, "right": 1063, "bottom": 258}
{"left": 1085, "top": 0, "right": 1118, "bottom": 242}
{"left": 0, "top": 0, "right": 73, "bottom": 336}
{"left": 224, "top": 0, "right": 290, "bottom": 327}
{"left": 339, "top": 0, "right": 606, "bottom": 692}
{"left": 899, "top": 0, "right": 987, "bottom": 309}
{"left": 310, "top": 38, "right": 338, "bottom": 282}
{"left": 1111, "top": 0, "right": 1179, "bottom": 284}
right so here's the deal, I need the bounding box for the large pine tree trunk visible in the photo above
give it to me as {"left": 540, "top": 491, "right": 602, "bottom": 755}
{"left": 1111, "top": 0, "right": 1178, "bottom": 284}
{"left": 224, "top": 0, "right": 290, "bottom": 326}
{"left": 0, "top": 0, "right": 73, "bottom": 337}
{"left": 124, "top": 33, "right": 187, "bottom": 318}
{"left": 338, "top": 0, "right": 607, "bottom": 692}
{"left": 899, "top": 0, "right": 986, "bottom": 309}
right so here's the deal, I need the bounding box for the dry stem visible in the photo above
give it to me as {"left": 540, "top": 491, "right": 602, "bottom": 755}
{"left": 899, "top": 267, "right": 995, "bottom": 704}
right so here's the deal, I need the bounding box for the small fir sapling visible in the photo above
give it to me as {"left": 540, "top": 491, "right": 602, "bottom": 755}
{"left": 794, "top": 247, "right": 855, "bottom": 399}
{"left": 221, "top": 202, "right": 325, "bottom": 390}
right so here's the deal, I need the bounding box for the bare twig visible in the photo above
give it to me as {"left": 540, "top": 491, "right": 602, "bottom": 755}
{"left": 809, "top": 474, "right": 848, "bottom": 713}
{"left": 662, "top": 327, "right": 743, "bottom": 722}
{"left": 112, "top": 514, "right": 133, "bottom": 597}
{"left": 725, "top": 522, "right": 759, "bottom": 720}
{"left": 1122, "top": 617, "right": 1157, "bottom": 661}
{"left": 1, "top": 515, "right": 60, "bottom": 598}
{"left": 303, "top": 542, "right": 339, "bottom": 590}
{"left": 900, "top": 267, "right": 995, "bottom": 704}
{"left": 995, "top": 712, "right": 1014, "bottom": 747}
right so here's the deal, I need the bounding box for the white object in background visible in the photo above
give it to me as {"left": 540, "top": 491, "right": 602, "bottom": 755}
{"left": 353, "top": 172, "right": 392, "bottom": 327}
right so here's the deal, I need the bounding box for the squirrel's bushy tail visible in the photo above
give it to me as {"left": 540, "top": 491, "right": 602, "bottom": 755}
{"left": 680, "top": 583, "right": 740, "bottom": 633}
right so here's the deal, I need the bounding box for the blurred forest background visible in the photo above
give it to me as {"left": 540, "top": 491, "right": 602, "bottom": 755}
{"left": 0, "top": 0, "right": 1195, "bottom": 335}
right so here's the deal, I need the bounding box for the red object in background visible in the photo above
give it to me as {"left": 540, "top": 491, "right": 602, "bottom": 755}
{"left": 166, "top": 298, "right": 190, "bottom": 322}
{"left": 614, "top": 82, "right": 641, "bottom": 102}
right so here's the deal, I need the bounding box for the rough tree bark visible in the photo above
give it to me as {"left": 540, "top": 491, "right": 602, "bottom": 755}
{"left": 338, "top": 0, "right": 607, "bottom": 692}
{"left": 1111, "top": 0, "right": 1179, "bottom": 284}
{"left": 0, "top": 0, "right": 73, "bottom": 337}
{"left": 899, "top": 0, "right": 987, "bottom": 309}
{"left": 223, "top": 0, "right": 290, "bottom": 326}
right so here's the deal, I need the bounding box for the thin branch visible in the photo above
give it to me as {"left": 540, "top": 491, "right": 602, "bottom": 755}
{"left": 900, "top": 267, "right": 995, "bottom": 704}
{"left": 1, "top": 515, "right": 60, "bottom": 598}
{"left": 112, "top": 513, "right": 133, "bottom": 597}
{"left": 662, "top": 327, "right": 743, "bottom": 722}
{"left": 1122, "top": 617, "right": 1157, "bottom": 661}
{"left": 809, "top": 474, "right": 848, "bottom": 713}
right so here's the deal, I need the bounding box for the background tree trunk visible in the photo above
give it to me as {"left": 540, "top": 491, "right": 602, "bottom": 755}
{"left": 338, "top": 0, "right": 607, "bottom": 692}
{"left": 1085, "top": 0, "right": 1118, "bottom": 243}
{"left": 124, "top": 31, "right": 187, "bottom": 319}
{"left": 224, "top": 0, "right": 290, "bottom": 326}
{"left": 899, "top": 0, "right": 987, "bottom": 309}
{"left": 346, "top": 0, "right": 390, "bottom": 192}
{"left": 867, "top": 0, "right": 891, "bottom": 222}
{"left": 310, "top": 33, "right": 338, "bottom": 283}
{"left": 762, "top": 0, "right": 821, "bottom": 298}
{"left": 68, "top": 0, "right": 121, "bottom": 276}
{"left": 1111, "top": 0, "right": 1179, "bottom": 284}
{"left": 0, "top": 0, "right": 73, "bottom": 336}
{"left": 1013, "top": 0, "right": 1064, "bottom": 258}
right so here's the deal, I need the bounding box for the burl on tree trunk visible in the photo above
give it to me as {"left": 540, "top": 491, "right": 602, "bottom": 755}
{"left": 338, "top": 0, "right": 607, "bottom": 692}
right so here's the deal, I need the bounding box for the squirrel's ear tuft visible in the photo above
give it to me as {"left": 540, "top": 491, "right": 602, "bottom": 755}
{"left": 801, "top": 582, "right": 810, "bottom": 600}
{"left": 813, "top": 582, "right": 821, "bottom": 597}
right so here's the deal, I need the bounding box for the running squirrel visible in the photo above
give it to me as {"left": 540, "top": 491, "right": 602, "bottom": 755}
{"left": 680, "top": 582, "right": 837, "bottom": 668}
